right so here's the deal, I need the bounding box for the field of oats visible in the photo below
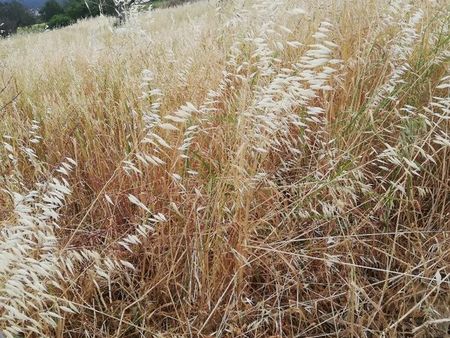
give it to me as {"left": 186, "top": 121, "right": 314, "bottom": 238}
{"left": 0, "top": 0, "right": 449, "bottom": 336}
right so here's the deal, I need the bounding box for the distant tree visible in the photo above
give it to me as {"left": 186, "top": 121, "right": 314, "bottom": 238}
{"left": 64, "top": 0, "right": 91, "bottom": 19}
{"left": 47, "top": 13, "right": 70, "bottom": 27}
{"left": 39, "top": 0, "right": 63, "bottom": 22}
{"left": 25, "top": 0, "right": 118, "bottom": 32}
{"left": 98, "top": 0, "right": 116, "bottom": 16}
{"left": 0, "top": 1, "right": 36, "bottom": 36}
{"left": 63, "top": 0, "right": 116, "bottom": 21}
{"left": 0, "top": 18, "right": 17, "bottom": 36}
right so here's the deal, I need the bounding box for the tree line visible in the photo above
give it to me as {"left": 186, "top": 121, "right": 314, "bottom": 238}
{"left": 0, "top": 0, "right": 116, "bottom": 36}
{"left": 0, "top": 1, "right": 34, "bottom": 35}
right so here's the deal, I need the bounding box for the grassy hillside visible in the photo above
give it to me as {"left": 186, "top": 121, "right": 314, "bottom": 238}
{"left": 0, "top": 0, "right": 449, "bottom": 337}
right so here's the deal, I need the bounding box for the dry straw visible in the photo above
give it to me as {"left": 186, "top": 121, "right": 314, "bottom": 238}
{"left": 0, "top": 0, "right": 449, "bottom": 336}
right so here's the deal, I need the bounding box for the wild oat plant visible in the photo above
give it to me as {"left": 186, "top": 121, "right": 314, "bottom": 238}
{"left": 0, "top": 0, "right": 449, "bottom": 336}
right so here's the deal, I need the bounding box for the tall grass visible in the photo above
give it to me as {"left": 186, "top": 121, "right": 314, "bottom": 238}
{"left": 0, "top": 0, "right": 449, "bottom": 336}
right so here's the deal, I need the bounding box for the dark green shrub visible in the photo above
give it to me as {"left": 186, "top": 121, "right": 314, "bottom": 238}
{"left": 39, "top": 0, "right": 64, "bottom": 22}
{"left": 47, "top": 13, "right": 71, "bottom": 28}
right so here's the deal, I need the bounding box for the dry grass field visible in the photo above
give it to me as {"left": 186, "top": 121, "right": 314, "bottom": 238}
{"left": 0, "top": 0, "right": 449, "bottom": 336}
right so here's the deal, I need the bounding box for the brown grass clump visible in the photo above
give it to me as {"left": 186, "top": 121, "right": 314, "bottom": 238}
{"left": 0, "top": 0, "right": 449, "bottom": 336}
